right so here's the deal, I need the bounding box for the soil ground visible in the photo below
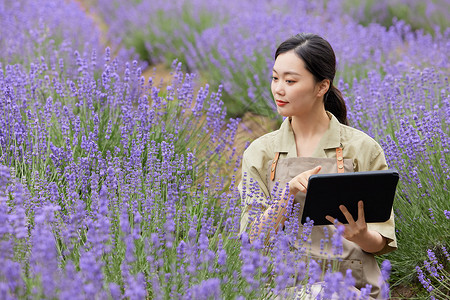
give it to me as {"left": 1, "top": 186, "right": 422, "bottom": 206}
{"left": 390, "top": 285, "right": 418, "bottom": 299}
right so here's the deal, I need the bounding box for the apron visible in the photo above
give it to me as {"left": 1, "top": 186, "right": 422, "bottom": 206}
{"left": 266, "top": 149, "right": 382, "bottom": 299}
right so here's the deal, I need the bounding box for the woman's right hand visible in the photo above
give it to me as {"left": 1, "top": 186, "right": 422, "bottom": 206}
{"left": 288, "top": 165, "right": 322, "bottom": 195}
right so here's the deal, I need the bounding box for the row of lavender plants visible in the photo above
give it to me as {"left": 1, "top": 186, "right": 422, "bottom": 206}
{"left": 0, "top": 0, "right": 99, "bottom": 65}
{"left": 92, "top": 0, "right": 448, "bottom": 117}
{"left": 344, "top": 0, "right": 450, "bottom": 34}
{"left": 342, "top": 68, "right": 450, "bottom": 297}
{"left": 0, "top": 0, "right": 135, "bottom": 77}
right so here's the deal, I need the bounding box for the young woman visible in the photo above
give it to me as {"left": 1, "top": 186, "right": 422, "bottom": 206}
{"left": 239, "top": 33, "right": 397, "bottom": 298}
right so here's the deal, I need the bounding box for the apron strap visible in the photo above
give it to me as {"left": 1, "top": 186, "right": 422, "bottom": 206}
{"left": 336, "top": 147, "right": 344, "bottom": 173}
{"left": 270, "top": 152, "right": 280, "bottom": 181}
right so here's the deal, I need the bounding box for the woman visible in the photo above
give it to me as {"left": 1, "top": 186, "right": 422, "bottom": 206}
{"left": 239, "top": 33, "right": 397, "bottom": 299}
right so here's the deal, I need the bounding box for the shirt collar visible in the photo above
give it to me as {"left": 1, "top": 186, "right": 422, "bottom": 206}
{"left": 273, "top": 111, "right": 342, "bottom": 157}
{"left": 273, "top": 117, "right": 296, "bottom": 155}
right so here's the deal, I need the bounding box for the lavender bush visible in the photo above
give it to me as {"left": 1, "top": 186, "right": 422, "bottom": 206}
{"left": 0, "top": 0, "right": 136, "bottom": 78}
{"left": 341, "top": 66, "right": 450, "bottom": 290}
{"left": 91, "top": 0, "right": 230, "bottom": 70}
{"left": 0, "top": 0, "right": 101, "bottom": 65}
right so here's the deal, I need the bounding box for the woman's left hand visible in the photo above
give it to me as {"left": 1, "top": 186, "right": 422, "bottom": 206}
{"left": 325, "top": 200, "right": 367, "bottom": 244}
{"left": 325, "top": 200, "right": 386, "bottom": 253}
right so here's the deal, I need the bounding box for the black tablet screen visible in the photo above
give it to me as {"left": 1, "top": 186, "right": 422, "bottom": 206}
{"left": 301, "top": 170, "right": 399, "bottom": 225}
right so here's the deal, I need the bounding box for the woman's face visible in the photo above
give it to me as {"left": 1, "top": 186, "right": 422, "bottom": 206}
{"left": 271, "top": 51, "right": 324, "bottom": 118}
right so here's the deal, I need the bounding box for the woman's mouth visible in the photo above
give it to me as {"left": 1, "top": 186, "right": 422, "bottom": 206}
{"left": 276, "top": 100, "right": 288, "bottom": 106}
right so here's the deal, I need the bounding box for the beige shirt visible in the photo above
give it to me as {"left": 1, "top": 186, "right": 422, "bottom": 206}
{"left": 239, "top": 112, "right": 397, "bottom": 255}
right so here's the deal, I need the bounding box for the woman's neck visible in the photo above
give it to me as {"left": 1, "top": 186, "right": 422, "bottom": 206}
{"left": 290, "top": 108, "right": 330, "bottom": 156}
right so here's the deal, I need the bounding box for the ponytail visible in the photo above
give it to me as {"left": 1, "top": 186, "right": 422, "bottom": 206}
{"left": 325, "top": 85, "right": 348, "bottom": 125}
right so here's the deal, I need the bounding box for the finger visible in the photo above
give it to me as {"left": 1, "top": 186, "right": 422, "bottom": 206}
{"left": 312, "top": 165, "right": 322, "bottom": 174}
{"left": 297, "top": 181, "right": 307, "bottom": 193}
{"left": 290, "top": 181, "right": 306, "bottom": 194}
{"left": 358, "top": 200, "right": 366, "bottom": 223}
{"left": 325, "top": 215, "right": 344, "bottom": 227}
{"left": 306, "top": 165, "right": 322, "bottom": 176}
{"left": 325, "top": 215, "right": 335, "bottom": 224}
{"left": 300, "top": 166, "right": 321, "bottom": 191}
{"left": 298, "top": 177, "right": 308, "bottom": 193}
{"left": 339, "top": 204, "right": 355, "bottom": 224}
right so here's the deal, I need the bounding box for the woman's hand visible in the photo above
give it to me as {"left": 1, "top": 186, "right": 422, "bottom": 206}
{"left": 288, "top": 165, "right": 322, "bottom": 195}
{"left": 326, "top": 201, "right": 386, "bottom": 253}
{"left": 326, "top": 200, "right": 368, "bottom": 243}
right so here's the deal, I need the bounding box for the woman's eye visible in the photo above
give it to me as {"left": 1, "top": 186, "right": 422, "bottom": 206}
{"left": 286, "top": 80, "right": 295, "bottom": 84}
{"left": 272, "top": 76, "right": 278, "bottom": 81}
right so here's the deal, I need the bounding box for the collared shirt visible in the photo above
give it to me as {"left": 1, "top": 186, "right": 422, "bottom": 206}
{"left": 239, "top": 112, "right": 397, "bottom": 255}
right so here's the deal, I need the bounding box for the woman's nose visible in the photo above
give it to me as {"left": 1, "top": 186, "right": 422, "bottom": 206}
{"left": 274, "top": 81, "right": 285, "bottom": 95}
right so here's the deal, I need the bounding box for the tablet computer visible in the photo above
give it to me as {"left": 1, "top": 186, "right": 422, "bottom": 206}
{"left": 301, "top": 170, "right": 399, "bottom": 225}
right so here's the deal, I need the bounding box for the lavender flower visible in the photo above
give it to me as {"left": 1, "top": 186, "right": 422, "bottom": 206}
{"left": 331, "top": 223, "right": 345, "bottom": 256}
{"left": 359, "top": 284, "right": 373, "bottom": 300}
{"left": 322, "top": 271, "right": 343, "bottom": 298}
{"left": 442, "top": 246, "right": 450, "bottom": 262}
{"left": 379, "top": 260, "right": 391, "bottom": 299}
{"left": 190, "top": 278, "right": 221, "bottom": 300}
{"left": 416, "top": 266, "right": 433, "bottom": 292}
{"left": 444, "top": 210, "right": 450, "bottom": 219}
{"left": 217, "top": 236, "right": 227, "bottom": 267}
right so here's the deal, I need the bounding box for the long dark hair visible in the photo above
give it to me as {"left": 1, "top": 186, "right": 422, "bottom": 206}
{"left": 275, "top": 33, "right": 348, "bottom": 125}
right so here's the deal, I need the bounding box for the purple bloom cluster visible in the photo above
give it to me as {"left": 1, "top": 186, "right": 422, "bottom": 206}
{"left": 239, "top": 183, "right": 376, "bottom": 299}
{"left": 444, "top": 210, "right": 450, "bottom": 219}
{"left": 415, "top": 245, "right": 450, "bottom": 298}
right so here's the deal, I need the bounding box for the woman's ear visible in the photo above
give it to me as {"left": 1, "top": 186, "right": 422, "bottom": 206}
{"left": 317, "top": 79, "right": 330, "bottom": 97}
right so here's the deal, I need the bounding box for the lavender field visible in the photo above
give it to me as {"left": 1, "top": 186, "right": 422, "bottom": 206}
{"left": 0, "top": 0, "right": 449, "bottom": 299}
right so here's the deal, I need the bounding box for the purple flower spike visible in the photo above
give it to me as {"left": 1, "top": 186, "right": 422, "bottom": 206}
{"left": 331, "top": 223, "right": 345, "bottom": 256}
{"left": 217, "top": 236, "right": 227, "bottom": 267}
{"left": 342, "top": 269, "right": 357, "bottom": 299}
{"left": 441, "top": 246, "right": 450, "bottom": 262}
{"left": 444, "top": 210, "right": 450, "bottom": 219}
{"left": 307, "top": 259, "right": 321, "bottom": 286}
{"left": 190, "top": 278, "right": 221, "bottom": 300}
{"left": 379, "top": 260, "right": 391, "bottom": 299}
{"left": 323, "top": 271, "right": 342, "bottom": 298}
{"left": 359, "top": 284, "right": 372, "bottom": 300}
{"left": 416, "top": 266, "right": 433, "bottom": 292}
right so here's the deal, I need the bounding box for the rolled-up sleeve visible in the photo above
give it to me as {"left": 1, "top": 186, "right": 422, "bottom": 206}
{"left": 364, "top": 148, "right": 398, "bottom": 255}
